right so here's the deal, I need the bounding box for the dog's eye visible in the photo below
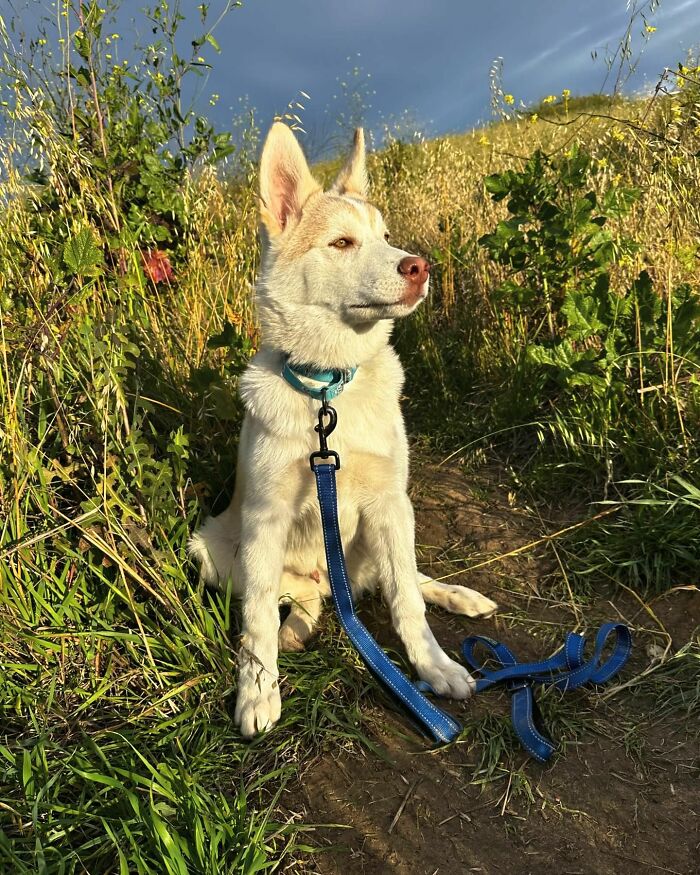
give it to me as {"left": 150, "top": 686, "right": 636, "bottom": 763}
{"left": 384, "top": 232, "right": 390, "bottom": 242}
{"left": 330, "top": 237, "right": 354, "bottom": 249}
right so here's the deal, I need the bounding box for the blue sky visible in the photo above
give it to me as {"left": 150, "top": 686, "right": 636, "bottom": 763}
{"left": 5, "top": 0, "right": 700, "bottom": 148}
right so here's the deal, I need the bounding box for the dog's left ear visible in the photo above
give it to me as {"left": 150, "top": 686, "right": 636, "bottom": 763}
{"left": 331, "top": 128, "right": 368, "bottom": 199}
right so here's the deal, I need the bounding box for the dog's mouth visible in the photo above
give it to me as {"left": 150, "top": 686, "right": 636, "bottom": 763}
{"left": 348, "top": 299, "right": 404, "bottom": 310}
{"left": 349, "top": 288, "right": 428, "bottom": 312}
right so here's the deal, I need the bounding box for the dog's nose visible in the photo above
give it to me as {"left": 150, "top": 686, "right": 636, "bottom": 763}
{"left": 398, "top": 256, "right": 430, "bottom": 285}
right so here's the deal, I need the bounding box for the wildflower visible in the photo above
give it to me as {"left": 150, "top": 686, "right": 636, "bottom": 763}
{"left": 503, "top": 93, "right": 514, "bottom": 105}
{"left": 597, "top": 157, "right": 608, "bottom": 168}
{"left": 478, "top": 134, "right": 489, "bottom": 146}
{"left": 529, "top": 112, "right": 538, "bottom": 124}
{"left": 562, "top": 89, "right": 571, "bottom": 98}
{"left": 543, "top": 94, "right": 556, "bottom": 105}
{"left": 143, "top": 250, "right": 174, "bottom": 284}
{"left": 645, "top": 25, "right": 656, "bottom": 33}
{"left": 611, "top": 127, "right": 626, "bottom": 142}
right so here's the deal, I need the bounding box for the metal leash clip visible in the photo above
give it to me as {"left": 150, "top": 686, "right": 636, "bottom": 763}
{"left": 309, "top": 392, "right": 340, "bottom": 470}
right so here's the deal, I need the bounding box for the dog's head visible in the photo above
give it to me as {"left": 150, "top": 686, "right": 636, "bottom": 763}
{"left": 256, "top": 122, "right": 430, "bottom": 368}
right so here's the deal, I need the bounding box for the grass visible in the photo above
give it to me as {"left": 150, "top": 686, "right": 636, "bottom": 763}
{"left": 0, "top": 3, "right": 699, "bottom": 871}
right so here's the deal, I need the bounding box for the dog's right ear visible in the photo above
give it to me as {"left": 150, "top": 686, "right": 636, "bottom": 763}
{"left": 331, "top": 128, "right": 367, "bottom": 199}
{"left": 259, "top": 122, "right": 320, "bottom": 237}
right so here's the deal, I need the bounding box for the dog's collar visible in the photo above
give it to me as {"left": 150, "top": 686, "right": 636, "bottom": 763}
{"left": 281, "top": 357, "right": 357, "bottom": 401}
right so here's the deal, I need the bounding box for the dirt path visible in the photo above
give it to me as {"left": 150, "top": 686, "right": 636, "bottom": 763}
{"left": 287, "top": 459, "right": 699, "bottom": 875}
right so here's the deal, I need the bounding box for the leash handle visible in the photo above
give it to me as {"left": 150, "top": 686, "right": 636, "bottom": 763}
{"left": 462, "top": 624, "right": 632, "bottom": 762}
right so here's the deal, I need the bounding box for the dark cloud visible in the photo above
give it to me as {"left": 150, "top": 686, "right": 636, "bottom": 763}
{"left": 195, "top": 0, "right": 700, "bottom": 138}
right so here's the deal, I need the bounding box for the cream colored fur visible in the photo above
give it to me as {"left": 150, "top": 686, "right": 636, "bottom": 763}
{"left": 189, "top": 122, "right": 497, "bottom": 738}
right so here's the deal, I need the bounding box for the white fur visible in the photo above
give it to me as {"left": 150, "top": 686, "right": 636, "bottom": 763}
{"left": 189, "top": 123, "right": 497, "bottom": 737}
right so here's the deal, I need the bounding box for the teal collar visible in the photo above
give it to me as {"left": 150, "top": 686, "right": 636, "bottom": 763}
{"left": 281, "top": 358, "right": 358, "bottom": 401}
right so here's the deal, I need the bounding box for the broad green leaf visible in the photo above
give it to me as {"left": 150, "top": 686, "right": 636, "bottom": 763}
{"left": 63, "top": 229, "right": 104, "bottom": 276}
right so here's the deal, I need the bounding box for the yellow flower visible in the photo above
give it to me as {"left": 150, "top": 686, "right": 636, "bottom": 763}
{"left": 645, "top": 25, "right": 656, "bottom": 33}
{"left": 562, "top": 89, "right": 571, "bottom": 98}
{"left": 503, "top": 93, "right": 514, "bottom": 105}
{"left": 529, "top": 112, "right": 538, "bottom": 124}
{"left": 478, "top": 134, "right": 489, "bottom": 146}
{"left": 543, "top": 94, "right": 556, "bottom": 105}
{"left": 611, "top": 128, "right": 626, "bottom": 142}
{"left": 597, "top": 157, "right": 608, "bottom": 168}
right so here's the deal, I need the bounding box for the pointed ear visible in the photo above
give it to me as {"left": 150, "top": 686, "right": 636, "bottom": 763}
{"left": 331, "top": 128, "right": 368, "bottom": 199}
{"left": 259, "top": 122, "right": 320, "bottom": 236}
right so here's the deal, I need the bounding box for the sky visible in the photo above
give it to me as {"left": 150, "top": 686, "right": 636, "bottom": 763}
{"left": 4, "top": 0, "right": 700, "bottom": 151}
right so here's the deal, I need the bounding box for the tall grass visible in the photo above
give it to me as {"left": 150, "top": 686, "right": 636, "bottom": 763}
{"left": 0, "top": 2, "right": 698, "bottom": 871}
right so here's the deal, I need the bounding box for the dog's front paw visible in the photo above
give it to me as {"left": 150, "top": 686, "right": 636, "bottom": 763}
{"left": 416, "top": 650, "right": 475, "bottom": 700}
{"left": 234, "top": 676, "right": 282, "bottom": 738}
{"left": 234, "top": 652, "right": 282, "bottom": 738}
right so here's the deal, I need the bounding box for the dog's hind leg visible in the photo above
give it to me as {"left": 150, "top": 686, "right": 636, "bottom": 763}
{"left": 417, "top": 573, "right": 498, "bottom": 619}
{"left": 278, "top": 572, "right": 324, "bottom": 652}
{"left": 188, "top": 501, "right": 240, "bottom": 590}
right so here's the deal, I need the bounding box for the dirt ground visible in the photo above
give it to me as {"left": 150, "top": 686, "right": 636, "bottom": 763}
{"left": 286, "top": 459, "right": 699, "bottom": 875}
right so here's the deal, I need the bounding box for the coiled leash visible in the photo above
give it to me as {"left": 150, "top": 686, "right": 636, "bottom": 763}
{"left": 307, "top": 391, "right": 632, "bottom": 759}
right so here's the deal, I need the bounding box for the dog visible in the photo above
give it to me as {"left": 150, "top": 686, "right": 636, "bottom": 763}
{"left": 189, "top": 122, "right": 497, "bottom": 737}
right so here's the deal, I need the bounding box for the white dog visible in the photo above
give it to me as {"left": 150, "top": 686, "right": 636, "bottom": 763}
{"left": 189, "top": 122, "right": 497, "bottom": 737}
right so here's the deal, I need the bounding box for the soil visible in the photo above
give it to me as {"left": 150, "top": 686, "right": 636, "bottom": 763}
{"left": 284, "top": 457, "right": 699, "bottom": 875}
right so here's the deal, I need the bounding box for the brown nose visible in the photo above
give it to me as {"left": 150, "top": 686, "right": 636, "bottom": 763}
{"left": 398, "top": 255, "right": 430, "bottom": 285}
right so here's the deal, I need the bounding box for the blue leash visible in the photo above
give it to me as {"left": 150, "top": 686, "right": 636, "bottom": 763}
{"left": 459, "top": 624, "right": 632, "bottom": 761}
{"left": 314, "top": 460, "right": 461, "bottom": 743}
{"left": 309, "top": 396, "right": 632, "bottom": 760}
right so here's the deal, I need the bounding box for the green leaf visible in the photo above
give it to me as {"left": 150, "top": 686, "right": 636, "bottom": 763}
{"left": 561, "top": 288, "right": 606, "bottom": 340}
{"left": 205, "top": 33, "right": 221, "bottom": 52}
{"left": 484, "top": 172, "right": 511, "bottom": 201}
{"left": 63, "top": 229, "right": 104, "bottom": 276}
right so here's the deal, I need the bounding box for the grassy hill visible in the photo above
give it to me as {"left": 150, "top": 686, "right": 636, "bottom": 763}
{"left": 0, "top": 5, "right": 698, "bottom": 871}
